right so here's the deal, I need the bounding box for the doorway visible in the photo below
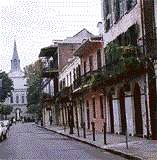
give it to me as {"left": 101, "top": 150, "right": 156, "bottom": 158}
{"left": 108, "top": 94, "right": 114, "bottom": 133}
{"left": 119, "top": 89, "right": 127, "bottom": 135}
{"left": 133, "top": 83, "right": 143, "bottom": 137}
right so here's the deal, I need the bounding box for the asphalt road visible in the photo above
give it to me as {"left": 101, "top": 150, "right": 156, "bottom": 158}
{"left": 0, "top": 123, "right": 127, "bottom": 160}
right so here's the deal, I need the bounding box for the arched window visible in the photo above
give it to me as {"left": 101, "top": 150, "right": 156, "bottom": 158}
{"left": 22, "top": 95, "right": 25, "bottom": 103}
{"left": 10, "top": 95, "right": 13, "bottom": 103}
{"left": 16, "top": 95, "right": 19, "bottom": 104}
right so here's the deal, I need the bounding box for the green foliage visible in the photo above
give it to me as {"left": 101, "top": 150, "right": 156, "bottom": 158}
{"left": 24, "top": 60, "right": 42, "bottom": 115}
{"left": 0, "top": 71, "right": 13, "bottom": 102}
{"left": 83, "top": 72, "right": 105, "bottom": 88}
{"left": 27, "top": 104, "right": 39, "bottom": 114}
{"left": 106, "top": 43, "right": 140, "bottom": 75}
{"left": 0, "top": 104, "right": 13, "bottom": 115}
{"left": 106, "top": 43, "right": 122, "bottom": 64}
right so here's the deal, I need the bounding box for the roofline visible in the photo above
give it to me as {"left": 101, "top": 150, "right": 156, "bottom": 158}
{"left": 74, "top": 36, "right": 103, "bottom": 57}
{"left": 39, "top": 45, "right": 58, "bottom": 57}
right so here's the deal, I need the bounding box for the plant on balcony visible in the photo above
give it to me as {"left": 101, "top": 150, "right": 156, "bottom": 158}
{"left": 84, "top": 72, "right": 106, "bottom": 89}
{"left": 106, "top": 43, "right": 122, "bottom": 65}
{"left": 121, "top": 44, "right": 138, "bottom": 57}
{"left": 106, "top": 43, "right": 141, "bottom": 77}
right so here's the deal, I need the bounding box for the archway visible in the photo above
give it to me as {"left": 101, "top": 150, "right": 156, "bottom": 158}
{"left": 108, "top": 93, "right": 114, "bottom": 133}
{"left": 133, "top": 83, "right": 143, "bottom": 137}
{"left": 119, "top": 89, "right": 127, "bottom": 135}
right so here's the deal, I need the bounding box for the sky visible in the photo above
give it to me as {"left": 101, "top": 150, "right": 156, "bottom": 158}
{"left": 0, "top": 0, "right": 102, "bottom": 72}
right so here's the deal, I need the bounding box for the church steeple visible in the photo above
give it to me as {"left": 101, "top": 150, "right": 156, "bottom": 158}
{"left": 11, "top": 40, "right": 21, "bottom": 72}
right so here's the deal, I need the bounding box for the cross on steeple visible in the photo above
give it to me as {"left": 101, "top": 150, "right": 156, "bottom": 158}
{"left": 11, "top": 40, "right": 21, "bottom": 72}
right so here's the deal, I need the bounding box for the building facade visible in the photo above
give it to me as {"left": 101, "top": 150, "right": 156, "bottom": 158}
{"left": 100, "top": 0, "right": 157, "bottom": 138}
{"left": 40, "top": 29, "right": 94, "bottom": 126}
{"left": 39, "top": 0, "right": 157, "bottom": 140}
{"left": 73, "top": 36, "right": 104, "bottom": 132}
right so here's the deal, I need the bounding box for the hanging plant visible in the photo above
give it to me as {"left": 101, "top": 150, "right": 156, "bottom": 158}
{"left": 106, "top": 43, "right": 122, "bottom": 65}
{"left": 124, "top": 56, "right": 140, "bottom": 72}
{"left": 121, "top": 44, "right": 137, "bottom": 57}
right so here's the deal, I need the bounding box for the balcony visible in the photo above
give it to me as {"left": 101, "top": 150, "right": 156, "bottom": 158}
{"left": 104, "top": 44, "right": 146, "bottom": 84}
{"left": 57, "top": 86, "right": 72, "bottom": 102}
{"left": 73, "top": 69, "right": 104, "bottom": 92}
{"left": 39, "top": 45, "right": 58, "bottom": 78}
{"left": 41, "top": 92, "right": 54, "bottom": 107}
{"left": 42, "top": 66, "right": 58, "bottom": 78}
{"left": 73, "top": 44, "right": 146, "bottom": 92}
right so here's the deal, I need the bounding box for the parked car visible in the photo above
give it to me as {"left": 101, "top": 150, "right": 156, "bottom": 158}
{"left": 0, "top": 122, "right": 7, "bottom": 141}
{"left": 2, "top": 120, "right": 10, "bottom": 130}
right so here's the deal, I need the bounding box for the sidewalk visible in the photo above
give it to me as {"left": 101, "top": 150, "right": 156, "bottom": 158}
{"left": 37, "top": 124, "right": 157, "bottom": 160}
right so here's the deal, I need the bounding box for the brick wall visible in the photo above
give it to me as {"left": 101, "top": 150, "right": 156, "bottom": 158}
{"left": 58, "top": 43, "right": 80, "bottom": 71}
{"left": 84, "top": 90, "right": 105, "bottom": 133}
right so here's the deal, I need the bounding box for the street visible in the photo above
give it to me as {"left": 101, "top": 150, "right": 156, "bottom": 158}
{"left": 0, "top": 123, "right": 127, "bottom": 160}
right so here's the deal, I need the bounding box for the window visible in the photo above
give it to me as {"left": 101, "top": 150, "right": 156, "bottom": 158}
{"left": 103, "top": 0, "right": 112, "bottom": 32}
{"left": 83, "top": 61, "right": 86, "bottom": 74}
{"left": 119, "top": 0, "right": 125, "bottom": 17}
{"left": 100, "top": 96, "right": 104, "bottom": 119}
{"left": 92, "top": 98, "right": 96, "bottom": 118}
{"left": 60, "top": 80, "right": 62, "bottom": 90}
{"left": 76, "top": 65, "right": 81, "bottom": 79}
{"left": 16, "top": 95, "right": 19, "bottom": 104}
{"left": 63, "top": 78, "right": 66, "bottom": 88}
{"left": 76, "top": 67, "right": 78, "bottom": 79}
{"left": 97, "top": 49, "right": 102, "bottom": 69}
{"left": 115, "top": 0, "right": 120, "bottom": 21}
{"left": 22, "top": 95, "right": 25, "bottom": 103}
{"left": 105, "top": 18, "right": 111, "bottom": 32}
{"left": 89, "top": 55, "right": 93, "bottom": 72}
{"left": 67, "top": 75, "right": 69, "bottom": 86}
{"left": 126, "top": 0, "right": 137, "bottom": 11}
{"left": 70, "top": 72, "right": 72, "bottom": 84}
{"left": 73, "top": 68, "right": 76, "bottom": 80}
{"left": 10, "top": 95, "right": 13, "bottom": 103}
{"left": 103, "top": 0, "right": 110, "bottom": 18}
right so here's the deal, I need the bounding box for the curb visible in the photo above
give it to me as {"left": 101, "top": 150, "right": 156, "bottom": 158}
{"left": 36, "top": 125, "right": 142, "bottom": 160}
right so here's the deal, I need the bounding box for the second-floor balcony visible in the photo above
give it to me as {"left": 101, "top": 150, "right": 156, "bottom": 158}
{"left": 73, "top": 69, "right": 103, "bottom": 91}
{"left": 39, "top": 45, "right": 58, "bottom": 78}
{"left": 57, "top": 86, "right": 72, "bottom": 102}
{"left": 73, "top": 44, "right": 146, "bottom": 92}
{"left": 42, "top": 63, "right": 58, "bottom": 78}
{"left": 41, "top": 92, "right": 54, "bottom": 104}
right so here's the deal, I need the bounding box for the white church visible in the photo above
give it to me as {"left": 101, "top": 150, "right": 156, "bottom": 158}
{"left": 5, "top": 40, "right": 28, "bottom": 120}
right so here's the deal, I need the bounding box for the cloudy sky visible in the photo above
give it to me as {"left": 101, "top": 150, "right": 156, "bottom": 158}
{"left": 0, "top": 0, "right": 102, "bottom": 72}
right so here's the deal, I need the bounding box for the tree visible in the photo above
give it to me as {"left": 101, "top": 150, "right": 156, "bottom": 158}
{"left": 0, "top": 71, "right": 14, "bottom": 102}
{"left": 24, "top": 60, "right": 42, "bottom": 118}
{"left": 0, "top": 104, "right": 13, "bottom": 119}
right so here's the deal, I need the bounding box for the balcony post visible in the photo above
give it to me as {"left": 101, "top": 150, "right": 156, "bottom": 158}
{"left": 103, "top": 88, "right": 107, "bottom": 145}
{"left": 69, "top": 96, "right": 74, "bottom": 134}
{"left": 91, "top": 122, "right": 96, "bottom": 141}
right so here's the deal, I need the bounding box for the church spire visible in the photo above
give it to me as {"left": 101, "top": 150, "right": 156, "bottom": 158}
{"left": 11, "top": 40, "right": 21, "bottom": 72}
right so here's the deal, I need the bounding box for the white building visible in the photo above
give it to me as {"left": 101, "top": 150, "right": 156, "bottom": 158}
{"left": 5, "top": 40, "right": 28, "bottom": 120}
